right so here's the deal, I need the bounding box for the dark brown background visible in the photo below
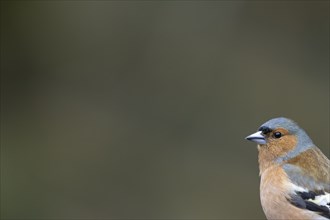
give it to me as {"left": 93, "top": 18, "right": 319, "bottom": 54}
{"left": 1, "top": 1, "right": 329, "bottom": 219}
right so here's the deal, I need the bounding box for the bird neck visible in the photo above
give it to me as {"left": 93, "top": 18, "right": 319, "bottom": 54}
{"left": 258, "top": 145, "right": 279, "bottom": 175}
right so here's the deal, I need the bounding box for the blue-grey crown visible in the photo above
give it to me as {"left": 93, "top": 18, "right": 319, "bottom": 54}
{"left": 260, "top": 117, "right": 300, "bottom": 134}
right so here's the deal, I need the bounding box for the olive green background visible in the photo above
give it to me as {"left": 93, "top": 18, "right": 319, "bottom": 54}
{"left": 1, "top": 1, "right": 329, "bottom": 219}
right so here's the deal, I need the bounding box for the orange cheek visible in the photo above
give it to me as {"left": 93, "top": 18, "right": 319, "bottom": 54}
{"left": 280, "top": 135, "right": 297, "bottom": 151}
{"left": 268, "top": 135, "right": 297, "bottom": 157}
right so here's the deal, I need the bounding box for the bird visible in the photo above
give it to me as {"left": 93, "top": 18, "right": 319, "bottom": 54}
{"left": 245, "top": 117, "right": 330, "bottom": 220}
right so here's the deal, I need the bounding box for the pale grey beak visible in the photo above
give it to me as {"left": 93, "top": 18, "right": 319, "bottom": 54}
{"left": 245, "top": 131, "right": 267, "bottom": 144}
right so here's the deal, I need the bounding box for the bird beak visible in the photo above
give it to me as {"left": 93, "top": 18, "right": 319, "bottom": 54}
{"left": 245, "top": 131, "right": 267, "bottom": 144}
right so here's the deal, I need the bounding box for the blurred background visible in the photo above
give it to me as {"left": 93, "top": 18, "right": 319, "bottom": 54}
{"left": 1, "top": 1, "right": 329, "bottom": 219}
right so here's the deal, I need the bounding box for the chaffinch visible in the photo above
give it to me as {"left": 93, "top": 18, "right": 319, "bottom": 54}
{"left": 246, "top": 117, "right": 330, "bottom": 220}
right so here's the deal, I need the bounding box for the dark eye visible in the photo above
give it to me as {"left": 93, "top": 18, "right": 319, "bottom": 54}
{"left": 274, "top": 132, "right": 282, "bottom": 138}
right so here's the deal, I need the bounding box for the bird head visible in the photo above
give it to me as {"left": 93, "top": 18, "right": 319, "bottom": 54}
{"left": 246, "top": 117, "right": 314, "bottom": 161}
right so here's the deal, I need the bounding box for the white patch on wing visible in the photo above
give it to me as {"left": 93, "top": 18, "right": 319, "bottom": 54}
{"left": 308, "top": 192, "right": 330, "bottom": 209}
{"left": 286, "top": 178, "right": 330, "bottom": 212}
{"left": 288, "top": 181, "right": 330, "bottom": 208}
{"left": 289, "top": 182, "right": 308, "bottom": 193}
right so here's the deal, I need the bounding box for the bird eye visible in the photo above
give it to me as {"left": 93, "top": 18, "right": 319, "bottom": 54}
{"left": 274, "top": 132, "right": 282, "bottom": 138}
